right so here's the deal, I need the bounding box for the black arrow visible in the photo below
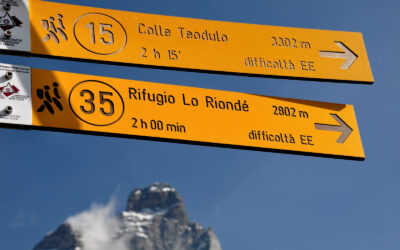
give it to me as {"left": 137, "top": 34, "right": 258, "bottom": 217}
{"left": 314, "top": 114, "right": 353, "bottom": 144}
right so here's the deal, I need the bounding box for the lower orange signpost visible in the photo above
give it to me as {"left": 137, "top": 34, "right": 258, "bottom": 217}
{"left": 27, "top": 68, "right": 365, "bottom": 159}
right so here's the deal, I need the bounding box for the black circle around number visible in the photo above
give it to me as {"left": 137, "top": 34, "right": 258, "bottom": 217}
{"left": 69, "top": 80, "right": 125, "bottom": 126}
{"left": 73, "top": 13, "right": 128, "bottom": 55}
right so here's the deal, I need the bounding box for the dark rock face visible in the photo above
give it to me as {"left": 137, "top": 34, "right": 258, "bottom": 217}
{"left": 34, "top": 183, "right": 222, "bottom": 250}
{"left": 33, "top": 223, "right": 81, "bottom": 250}
{"left": 126, "top": 183, "right": 189, "bottom": 225}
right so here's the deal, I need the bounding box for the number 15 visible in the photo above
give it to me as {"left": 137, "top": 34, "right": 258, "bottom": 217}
{"left": 86, "top": 22, "right": 114, "bottom": 45}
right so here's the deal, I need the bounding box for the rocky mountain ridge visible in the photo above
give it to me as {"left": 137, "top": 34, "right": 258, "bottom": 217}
{"left": 34, "top": 183, "right": 222, "bottom": 250}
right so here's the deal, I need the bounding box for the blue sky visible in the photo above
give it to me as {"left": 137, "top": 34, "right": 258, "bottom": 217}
{"left": 1, "top": 0, "right": 399, "bottom": 249}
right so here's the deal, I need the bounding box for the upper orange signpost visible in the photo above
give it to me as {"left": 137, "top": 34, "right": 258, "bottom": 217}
{"left": 26, "top": 0, "right": 373, "bottom": 83}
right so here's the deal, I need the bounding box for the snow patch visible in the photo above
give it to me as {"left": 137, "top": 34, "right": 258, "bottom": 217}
{"left": 136, "top": 232, "right": 149, "bottom": 238}
{"left": 162, "top": 187, "right": 176, "bottom": 192}
{"left": 119, "top": 209, "right": 167, "bottom": 238}
{"left": 149, "top": 185, "right": 176, "bottom": 193}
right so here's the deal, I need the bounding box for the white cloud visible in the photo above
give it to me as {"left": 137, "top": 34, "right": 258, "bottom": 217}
{"left": 11, "top": 211, "right": 37, "bottom": 228}
{"left": 66, "top": 199, "right": 130, "bottom": 250}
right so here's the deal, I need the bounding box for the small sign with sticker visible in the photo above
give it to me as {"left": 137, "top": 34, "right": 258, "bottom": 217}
{"left": 0, "top": 0, "right": 30, "bottom": 51}
{"left": 0, "top": 63, "right": 32, "bottom": 125}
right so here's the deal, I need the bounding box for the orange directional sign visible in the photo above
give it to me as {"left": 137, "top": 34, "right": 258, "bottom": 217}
{"left": 27, "top": 0, "right": 373, "bottom": 83}
{"left": 20, "top": 68, "right": 364, "bottom": 159}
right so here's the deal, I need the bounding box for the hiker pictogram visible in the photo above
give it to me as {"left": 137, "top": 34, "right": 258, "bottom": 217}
{"left": 41, "top": 14, "right": 68, "bottom": 44}
{"left": 36, "top": 82, "right": 63, "bottom": 114}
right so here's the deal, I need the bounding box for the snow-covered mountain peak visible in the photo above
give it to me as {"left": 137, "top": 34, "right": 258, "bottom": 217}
{"left": 34, "top": 183, "right": 222, "bottom": 250}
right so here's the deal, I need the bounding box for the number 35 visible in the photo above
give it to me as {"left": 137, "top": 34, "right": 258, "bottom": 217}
{"left": 80, "top": 89, "right": 115, "bottom": 116}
